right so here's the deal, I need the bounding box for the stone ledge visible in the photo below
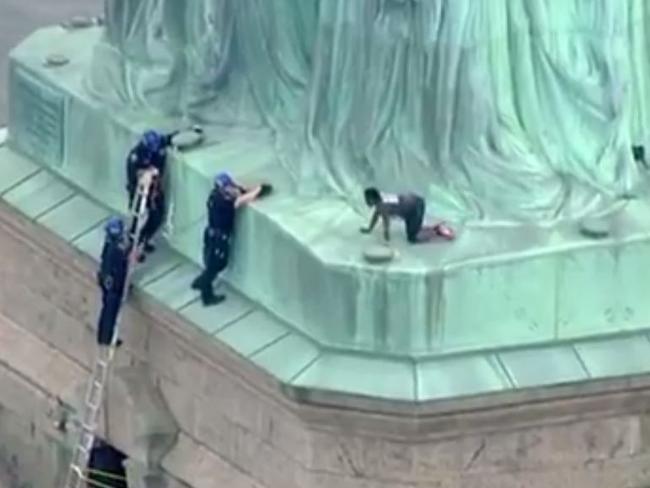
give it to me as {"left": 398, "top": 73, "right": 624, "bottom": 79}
{"left": 0, "top": 361, "right": 196, "bottom": 488}
{"left": 5, "top": 145, "right": 650, "bottom": 407}
{"left": 4, "top": 192, "right": 650, "bottom": 436}
{"left": 4, "top": 188, "right": 650, "bottom": 487}
{"left": 162, "top": 434, "right": 265, "bottom": 488}
{"left": 11, "top": 25, "right": 650, "bottom": 383}
{"left": 0, "top": 197, "right": 309, "bottom": 486}
{"left": 0, "top": 311, "right": 86, "bottom": 408}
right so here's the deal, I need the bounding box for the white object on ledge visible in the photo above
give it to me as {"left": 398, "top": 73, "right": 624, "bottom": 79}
{"left": 579, "top": 217, "right": 610, "bottom": 239}
{"left": 0, "top": 127, "right": 7, "bottom": 146}
{"left": 45, "top": 54, "right": 70, "bottom": 67}
{"left": 172, "top": 129, "right": 204, "bottom": 150}
{"left": 363, "top": 244, "right": 396, "bottom": 264}
{"left": 62, "top": 16, "right": 94, "bottom": 29}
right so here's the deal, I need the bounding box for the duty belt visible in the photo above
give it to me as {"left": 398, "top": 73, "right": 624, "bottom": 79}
{"left": 207, "top": 227, "right": 230, "bottom": 240}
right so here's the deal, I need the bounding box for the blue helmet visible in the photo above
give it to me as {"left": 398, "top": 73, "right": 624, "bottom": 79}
{"left": 142, "top": 130, "right": 163, "bottom": 152}
{"left": 105, "top": 217, "right": 124, "bottom": 238}
{"left": 214, "top": 172, "right": 234, "bottom": 188}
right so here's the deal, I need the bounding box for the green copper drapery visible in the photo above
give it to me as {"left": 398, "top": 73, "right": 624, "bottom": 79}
{"left": 89, "top": 0, "right": 650, "bottom": 222}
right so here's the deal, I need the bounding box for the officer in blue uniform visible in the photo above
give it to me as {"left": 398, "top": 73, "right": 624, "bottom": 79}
{"left": 190, "top": 173, "right": 272, "bottom": 306}
{"left": 126, "top": 130, "right": 176, "bottom": 205}
{"left": 125, "top": 130, "right": 177, "bottom": 254}
{"left": 96, "top": 217, "right": 131, "bottom": 347}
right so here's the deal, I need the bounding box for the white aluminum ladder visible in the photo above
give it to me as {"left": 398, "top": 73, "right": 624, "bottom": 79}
{"left": 63, "top": 168, "right": 159, "bottom": 488}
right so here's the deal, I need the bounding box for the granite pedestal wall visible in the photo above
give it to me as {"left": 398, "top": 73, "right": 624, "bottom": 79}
{"left": 2, "top": 201, "right": 650, "bottom": 488}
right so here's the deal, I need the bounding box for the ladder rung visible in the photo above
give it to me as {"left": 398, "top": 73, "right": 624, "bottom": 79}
{"left": 71, "top": 465, "right": 86, "bottom": 482}
{"left": 77, "top": 444, "right": 90, "bottom": 457}
{"left": 87, "top": 401, "right": 101, "bottom": 411}
{"left": 81, "top": 434, "right": 94, "bottom": 450}
{"left": 86, "top": 403, "right": 99, "bottom": 415}
{"left": 86, "top": 398, "right": 101, "bottom": 410}
{"left": 83, "top": 405, "right": 99, "bottom": 417}
{"left": 89, "top": 390, "right": 103, "bottom": 401}
{"left": 87, "top": 388, "right": 103, "bottom": 403}
{"left": 82, "top": 417, "right": 99, "bottom": 432}
{"left": 86, "top": 395, "right": 102, "bottom": 407}
{"left": 94, "top": 370, "right": 108, "bottom": 380}
{"left": 84, "top": 401, "right": 99, "bottom": 412}
{"left": 74, "top": 444, "right": 88, "bottom": 455}
{"left": 83, "top": 405, "right": 100, "bottom": 419}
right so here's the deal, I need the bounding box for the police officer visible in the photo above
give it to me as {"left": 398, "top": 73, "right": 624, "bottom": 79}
{"left": 125, "top": 130, "right": 176, "bottom": 206}
{"left": 96, "top": 217, "right": 131, "bottom": 347}
{"left": 125, "top": 130, "right": 177, "bottom": 254}
{"left": 190, "top": 173, "right": 272, "bottom": 306}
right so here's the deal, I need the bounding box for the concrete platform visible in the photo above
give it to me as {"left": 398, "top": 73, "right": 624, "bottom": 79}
{"left": 2, "top": 184, "right": 650, "bottom": 488}
{"left": 4, "top": 14, "right": 650, "bottom": 488}
{"left": 5, "top": 25, "right": 650, "bottom": 402}
{"left": 8, "top": 26, "right": 650, "bottom": 354}
{"left": 5, "top": 145, "right": 650, "bottom": 403}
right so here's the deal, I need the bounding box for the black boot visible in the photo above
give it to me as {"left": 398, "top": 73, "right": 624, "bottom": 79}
{"left": 203, "top": 294, "right": 226, "bottom": 306}
{"left": 201, "top": 287, "right": 225, "bottom": 306}
{"left": 191, "top": 275, "right": 203, "bottom": 291}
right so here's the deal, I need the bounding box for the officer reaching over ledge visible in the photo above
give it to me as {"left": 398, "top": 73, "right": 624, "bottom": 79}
{"left": 125, "top": 127, "right": 205, "bottom": 255}
{"left": 125, "top": 130, "right": 179, "bottom": 255}
{"left": 126, "top": 130, "right": 177, "bottom": 206}
{"left": 191, "top": 173, "right": 273, "bottom": 306}
{"left": 96, "top": 217, "right": 131, "bottom": 347}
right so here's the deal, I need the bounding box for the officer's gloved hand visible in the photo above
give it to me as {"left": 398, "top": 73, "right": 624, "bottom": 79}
{"left": 259, "top": 183, "right": 273, "bottom": 198}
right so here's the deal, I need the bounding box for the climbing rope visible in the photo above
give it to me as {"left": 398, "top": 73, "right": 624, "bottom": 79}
{"left": 82, "top": 467, "right": 127, "bottom": 488}
{"left": 85, "top": 468, "right": 126, "bottom": 480}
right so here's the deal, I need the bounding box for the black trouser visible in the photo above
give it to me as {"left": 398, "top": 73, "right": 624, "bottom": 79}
{"left": 193, "top": 228, "right": 230, "bottom": 300}
{"left": 405, "top": 196, "right": 426, "bottom": 243}
{"left": 140, "top": 202, "right": 165, "bottom": 245}
{"left": 97, "top": 288, "right": 124, "bottom": 345}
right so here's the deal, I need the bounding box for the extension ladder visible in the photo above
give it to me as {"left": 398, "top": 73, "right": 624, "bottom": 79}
{"left": 63, "top": 168, "right": 159, "bottom": 488}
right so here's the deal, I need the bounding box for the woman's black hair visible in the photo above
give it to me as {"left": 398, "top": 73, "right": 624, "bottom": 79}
{"left": 364, "top": 187, "right": 381, "bottom": 205}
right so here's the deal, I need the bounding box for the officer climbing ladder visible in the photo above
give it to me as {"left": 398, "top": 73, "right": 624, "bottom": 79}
{"left": 63, "top": 168, "right": 158, "bottom": 488}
